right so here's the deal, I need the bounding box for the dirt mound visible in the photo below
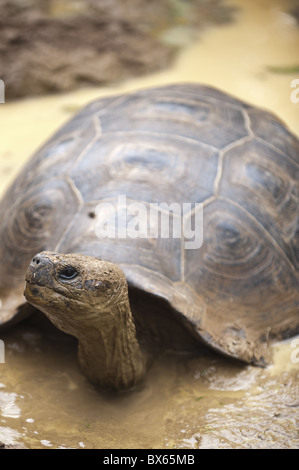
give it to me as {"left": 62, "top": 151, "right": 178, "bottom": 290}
{"left": 0, "top": 0, "right": 234, "bottom": 99}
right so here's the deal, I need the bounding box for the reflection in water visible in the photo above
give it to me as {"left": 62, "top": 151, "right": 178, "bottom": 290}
{"left": 0, "top": 0, "right": 298, "bottom": 449}
{"left": 0, "top": 320, "right": 298, "bottom": 449}
{"left": 0, "top": 425, "right": 22, "bottom": 447}
{"left": 0, "top": 383, "right": 21, "bottom": 420}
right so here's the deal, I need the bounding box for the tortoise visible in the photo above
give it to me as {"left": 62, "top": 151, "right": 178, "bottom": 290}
{"left": 0, "top": 84, "right": 298, "bottom": 391}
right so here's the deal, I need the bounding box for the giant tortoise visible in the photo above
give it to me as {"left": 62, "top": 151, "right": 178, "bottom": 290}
{"left": 0, "top": 84, "right": 298, "bottom": 390}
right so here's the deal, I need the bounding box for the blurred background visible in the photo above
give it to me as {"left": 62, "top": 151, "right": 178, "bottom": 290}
{"left": 0, "top": 0, "right": 298, "bottom": 197}
{"left": 0, "top": 0, "right": 298, "bottom": 450}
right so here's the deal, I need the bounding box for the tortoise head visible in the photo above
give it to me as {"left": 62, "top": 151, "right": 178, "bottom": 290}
{"left": 24, "top": 251, "right": 128, "bottom": 336}
{"left": 24, "top": 251, "right": 146, "bottom": 391}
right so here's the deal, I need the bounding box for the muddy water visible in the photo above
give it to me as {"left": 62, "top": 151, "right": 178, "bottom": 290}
{"left": 0, "top": 0, "right": 298, "bottom": 449}
{"left": 0, "top": 319, "right": 298, "bottom": 449}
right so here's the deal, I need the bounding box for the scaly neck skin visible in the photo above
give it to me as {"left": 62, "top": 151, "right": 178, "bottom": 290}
{"left": 77, "top": 297, "right": 146, "bottom": 391}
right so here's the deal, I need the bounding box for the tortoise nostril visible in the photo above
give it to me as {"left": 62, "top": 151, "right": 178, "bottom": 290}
{"left": 32, "top": 255, "right": 41, "bottom": 265}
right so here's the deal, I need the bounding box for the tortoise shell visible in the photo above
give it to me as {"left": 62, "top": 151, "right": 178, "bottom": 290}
{"left": 0, "top": 84, "right": 298, "bottom": 364}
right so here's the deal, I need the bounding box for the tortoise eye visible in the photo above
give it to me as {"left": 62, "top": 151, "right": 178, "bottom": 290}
{"left": 58, "top": 266, "right": 78, "bottom": 280}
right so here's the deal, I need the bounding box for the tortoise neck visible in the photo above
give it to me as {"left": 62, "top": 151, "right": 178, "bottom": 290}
{"left": 77, "top": 298, "right": 146, "bottom": 391}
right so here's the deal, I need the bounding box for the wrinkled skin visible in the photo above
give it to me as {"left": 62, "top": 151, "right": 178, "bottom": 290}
{"left": 24, "top": 251, "right": 146, "bottom": 391}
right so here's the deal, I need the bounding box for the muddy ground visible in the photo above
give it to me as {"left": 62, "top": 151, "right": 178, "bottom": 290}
{"left": 0, "top": 317, "right": 298, "bottom": 449}
{"left": 0, "top": 0, "right": 235, "bottom": 99}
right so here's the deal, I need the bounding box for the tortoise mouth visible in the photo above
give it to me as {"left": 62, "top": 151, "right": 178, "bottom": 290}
{"left": 24, "top": 254, "right": 57, "bottom": 306}
{"left": 25, "top": 273, "right": 46, "bottom": 287}
{"left": 25, "top": 252, "right": 56, "bottom": 288}
{"left": 24, "top": 280, "right": 47, "bottom": 306}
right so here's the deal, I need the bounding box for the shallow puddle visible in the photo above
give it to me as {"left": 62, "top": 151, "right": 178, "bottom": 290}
{"left": 0, "top": 0, "right": 298, "bottom": 449}
{"left": 0, "top": 318, "right": 298, "bottom": 449}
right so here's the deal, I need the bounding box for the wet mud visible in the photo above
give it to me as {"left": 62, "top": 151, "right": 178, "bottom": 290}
{"left": 0, "top": 319, "right": 298, "bottom": 449}
{"left": 0, "top": 0, "right": 298, "bottom": 449}
{"left": 0, "top": 0, "right": 234, "bottom": 99}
